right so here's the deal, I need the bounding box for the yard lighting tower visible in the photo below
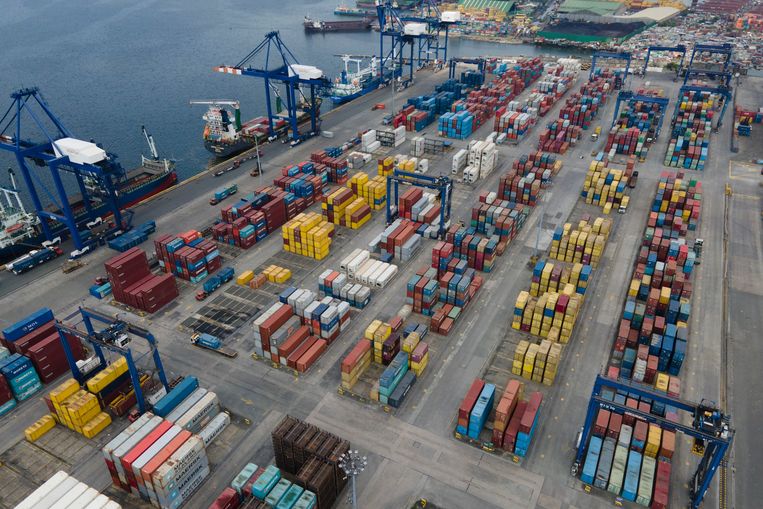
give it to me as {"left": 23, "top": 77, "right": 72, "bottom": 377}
{"left": 338, "top": 449, "right": 367, "bottom": 509}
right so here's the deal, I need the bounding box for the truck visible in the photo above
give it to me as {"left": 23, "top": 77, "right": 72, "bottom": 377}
{"left": 195, "top": 266, "right": 234, "bottom": 300}
{"left": 209, "top": 184, "right": 238, "bottom": 205}
{"left": 628, "top": 170, "right": 639, "bottom": 189}
{"left": 591, "top": 126, "right": 602, "bottom": 141}
{"left": 190, "top": 333, "right": 238, "bottom": 358}
{"left": 5, "top": 246, "right": 63, "bottom": 275}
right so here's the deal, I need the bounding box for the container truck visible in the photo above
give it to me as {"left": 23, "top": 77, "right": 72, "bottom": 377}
{"left": 195, "top": 266, "right": 234, "bottom": 300}
{"left": 209, "top": 184, "right": 238, "bottom": 205}
{"left": 5, "top": 246, "right": 63, "bottom": 275}
{"left": 190, "top": 333, "right": 238, "bottom": 358}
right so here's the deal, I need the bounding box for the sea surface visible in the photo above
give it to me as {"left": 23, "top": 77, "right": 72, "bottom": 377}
{"left": 0, "top": 0, "right": 582, "bottom": 190}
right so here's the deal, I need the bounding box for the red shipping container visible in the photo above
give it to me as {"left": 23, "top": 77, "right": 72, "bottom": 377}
{"left": 519, "top": 392, "right": 543, "bottom": 434}
{"left": 503, "top": 400, "right": 528, "bottom": 453}
{"left": 458, "top": 379, "right": 485, "bottom": 430}
{"left": 296, "top": 338, "right": 327, "bottom": 373}
{"left": 10, "top": 320, "right": 57, "bottom": 354}
{"left": 122, "top": 420, "right": 173, "bottom": 489}
{"left": 277, "top": 326, "right": 311, "bottom": 361}
{"left": 286, "top": 336, "right": 318, "bottom": 370}
{"left": 208, "top": 487, "right": 241, "bottom": 509}
{"left": 594, "top": 408, "right": 610, "bottom": 438}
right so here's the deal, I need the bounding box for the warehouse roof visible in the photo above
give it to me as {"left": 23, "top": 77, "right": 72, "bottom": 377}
{"left": 614, "top": 6, "right": 681, "bottom": 21}
{"left": 557, "top": 0, "right": 622, "bottom": 16}
{"left": 459, "top": 0, "right": 517, "bottom": 14}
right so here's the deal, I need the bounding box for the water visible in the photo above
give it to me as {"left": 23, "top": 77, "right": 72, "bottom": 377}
{"left": 0, "top": 0, "right": 581, "bottom": 185}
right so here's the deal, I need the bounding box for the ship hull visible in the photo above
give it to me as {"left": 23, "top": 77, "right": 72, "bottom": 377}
{"left": 204, "top": 137, "right": 255, "bottom": 159}
{"left": 304, "top": 19, "right": 372, "bottom": 32}
{"left": 330, "top": 77, "right": 383, "bottom": 105}
{"left": 0, "top": 169, "right": 177, "bottom": 264}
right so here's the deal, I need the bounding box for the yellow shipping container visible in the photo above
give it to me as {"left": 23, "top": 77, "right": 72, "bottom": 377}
{"left": 25, "top": 415, "right": 56, "bottom": 442}
{"left": 86, "top": 357, "right": 127, "bottom": 394}
{"left": 645, "top": 424, "right": 662, "bottom": 458}
{"left": 49, "top": 378, "right": 79, "bottom": 404}
{"left": 237, "top": 270, "right": 255, "bottom": 285}
{"left": 82, "top": 412, "right": 112, "bottom": 439}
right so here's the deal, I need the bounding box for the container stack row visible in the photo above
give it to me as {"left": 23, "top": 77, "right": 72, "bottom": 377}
{"left": 321, "top": 187, "right": 372, "bottom": 230}
{"left": 581, "top": 155, "right": 637, "bottom": 214}
{"left": 108, "top": 221, "right": 157, "bottom": 252}
{"left": 434, "top": 227, "right": 500, "bottom": 273}
{"left": 537, "top": 119, "right": 582, "bottom": 154}
{"left": 556, "top": 71, "right": 617, "bottom": 129}
{"left": 308, "top": 151, "right": 351, "bottom": 184}
{"left": 210, "top": 464, "right": 317, "bottom": 509}
{"left": 337, "top": 249, "right": 400, "bottom": 289}
{"left": 105, "top": 248, "right": 179, "bottom": 313}
{"left": 15, "top": 471, "right": 122, "bottom": 509}
{"left": 282, "top": 212, "right": 335, "bottom": 260}
{"left": 496, "top": 151, "right": 562, "bottom": 205}
{"left": 665, "top": 89, "right": 719, "bottom": 170}
{"left": 470, "top": 199, "right": 529, "bottom": 244}
{"left": 348, "top": 172, "right": 387, "bottom": 210}
{"left": 370, "top": 218, "right": 426, "bottom": 261}
{"left": 215, "top": 185, "right": 296, "bottom": 247}
{"left": 374, "top": 126, "right": 406, "bottom": 148}
{"left": 609, "top": 171, "right": 702, "bottom": 382}
{"left": 456, "top": 378, "right": 543, "bottom": 457}
{"left": 527, "top": 259, "right": 592, "bottom": 297}
{"left": 512, "top": 338, "right": 563, "bottom": 385}
{"left": 548, "top": 217, "right": 612, "bottom": 268}
{"left": 271, "top": 415, "right": 350, "bottom": 509}
{"left": 154, "top": 230, "right": 222, "bottom": 281}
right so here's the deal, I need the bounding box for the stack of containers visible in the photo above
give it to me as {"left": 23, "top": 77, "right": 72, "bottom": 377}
{"left": 430, "top": 266, "right": 484, "bottom": 335}
{"left": 0, "top": 308, "right": 86, "bottom": 384}
{"left": 609, "top": 171, "right": 702, "bottom": 381}
{"left": 512, "top": 339, "right": 562, "bottom": 385}
{"left": 338, "top": 249, "right": 399, "bottom": 288}
{"left": 548, "top": 217, "right": 612, "bottom": 268}
{"left": 496, "top": 152, "right": 561, "bottom": 205}
{"left": 470, "top": 199, "right": 529, "bottom": 245}
{"left": 665, "top": 89, "right": 717, "bottom": 170}
{"left": 276, "top": 160, "right": 339, "bottom": 195}
{"left": 154, "top": 231, "right": 222, "bottom": 282}
{"left": 340, "top": 339, "right": 371, "bottom": 390}
{"left": 467, "top": 383, "right": 495, "bottom": 440}
{"left": 438, "top": 110, "right": 475, "bottom": 139}
{"left": 378, "top": 350, "right": 412, "bottom": 407}
{"left": 318, "top": 270, "right": 372, "bottom": 308}
{"left": 604, "top": 127, "right": 646, "bottom": 157}
{"left": 377, "top": 156, "right": 394, "bottom": 176}
{"left": 581, "top": 156, "right": 636, "bottom": 214}
{"left": 321, "top": 187, "right": 372, "bottom": 229}
{"left": 491, "top": 379, "right": 522, "bottom": 447}
{"left": 108, "top": 221, "right": 157, "bottom": 252}
{"left": 493, "top": 108, "right": 536, "bottom": 142}
{"left": 15, "top": 471, "right": 122, "bottom": 509}
{"left": 514, "top": 392, "right": 542, "bottom": 457}
{"left": 406, "top": 269, "right": 440, "bottom": 316}
{"left": 451, "top": 148, "right": 468, "bottom": 176}
{"left": 263, "top": 264, "right": 292, "bottom": 284}
{"left": 372, "top": 218, "right": 424, "bottom": 262}
{"left": 271, "top": 416, "right": 350, "bottom": 509}
{"left": 556, "top": 72, "right": 616, "bottom": 129}
{"left": 466, "top": 138, "right": 497, "bottom": 180}
{"left": 105, "top": 248, "right": 178, "bottom": 313}
{"left": 511, "top": 290, "right": 583, "bottom": 343}
{"left": 0, "top": 353, "right": 42, "bottom": 403}
{"left": 214, "top": 186, "right": 291, "bottom": 246}
{"left": 536, "top": 119, "right": 582, "bottom": 154}
{"left": 348, "top": 172, "right": 386, "bottom": 210}
{"left": 282, "top": 212, "right": 335, "bottom": 260}
{"left": 528, "top": 260, "right": 592, "bottom": 297}
{"left": 361, "top": 130, "right": 381, "bottom": 152}
{"left": 438, "top": 228, "right": 500, "bottom": 273}
{"left": 47, "top": 377, "right": 112, "bottom": 438}
{"left": 0, "top": 352, "right": 14, "bottom": 416}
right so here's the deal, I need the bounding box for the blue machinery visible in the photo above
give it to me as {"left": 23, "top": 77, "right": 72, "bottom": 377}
{"left": 590, "top": 51, "right": 631, "bottom": 83}
{"left": 0, "top": 88, "right": 131, "bottom": 251}
{"left": 386, "top": 170, "right": 452, "bottom": 240}
{"left": 216, "top": 31, "right": 331, "bottom": 144}
{"left": 375, "top": 0, "right": 453, "bottom": 83}
{"left": 56, "top": 307, "right": 170, "bottom": 414}
{"left": 448, "top": 57, "right": 486, "bottom": 82}
{"left": 642, "top": 45, "right": 686, "bottom": 76}
{"left": 683, "top": 43, "right": 733, "bottom": 87}
{"left": 574, "top": 375, "right": 733, "bottom": 509}
{"left": 611, "top": 91, "right": 670, "bottom": 139}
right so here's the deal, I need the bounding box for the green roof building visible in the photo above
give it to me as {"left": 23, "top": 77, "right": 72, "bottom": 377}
{"left": 458, "top": 0, "right": 517, "bottom": 14}
{"left": 557, "top": 0, "right": 623, "bottom": 16}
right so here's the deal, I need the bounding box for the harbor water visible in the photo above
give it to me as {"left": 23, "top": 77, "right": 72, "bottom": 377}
{"left": 0, "top": 0, "right": 582, "bottom": 186}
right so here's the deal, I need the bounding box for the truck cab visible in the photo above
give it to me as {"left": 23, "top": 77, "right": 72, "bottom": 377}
{"left": 591, "top": 126, "right": 602, "bottom": 141}
{"left": 628, "top": 170, "right": 639, "bottom": 189}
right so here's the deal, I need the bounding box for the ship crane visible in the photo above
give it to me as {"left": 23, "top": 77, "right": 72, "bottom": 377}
{"left": 215, "top": 31, "right": 331, "bottom": 144}
{"left": 0, "top": 87, "right": 130, "bottom": 253}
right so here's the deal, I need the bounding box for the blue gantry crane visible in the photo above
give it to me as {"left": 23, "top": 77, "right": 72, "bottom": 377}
{"left": 641, "top": 45, "right": 686, "bottom": 76}
{"left": 590, "top": 51, "right": 632, "bottom": 85}
{"left": 683, "top": 43, "right": 733, "bottom": 87}
{"left": 56, "top": 307, "right": 170, "bottom": 414}
{"left": 400, "top": 0, "right": 454, "bottom": 66}
{"left": 611, "top": 91, "right": 670, "bottom": 139}
{"left": 216, "top": 31, "right": 331, "bottom": 145}
{"left": 0, "top": 88, "right": 132, "bottom": 253}
{"left": 386, "top": 169, "right": 452, "bottom": 240}
{"left": 573, "top": 374, "right": 733, "bottom": 509}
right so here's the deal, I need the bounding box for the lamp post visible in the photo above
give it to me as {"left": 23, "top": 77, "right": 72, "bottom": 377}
{"left": 254, "top": 135, "right": 263, "bottom": 187}
{"left": 338, "top": 449, "right": 367, "bottom": 509}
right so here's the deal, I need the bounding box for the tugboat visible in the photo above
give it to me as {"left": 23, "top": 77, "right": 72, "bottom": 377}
{"left": 303, "top": 16, "right": 373, "bottom": 32}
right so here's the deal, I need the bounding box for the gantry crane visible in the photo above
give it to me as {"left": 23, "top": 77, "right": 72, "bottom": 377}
{"left": 448, "top": 57, "right": 486, "bottom": 82}
{"left": 386, "top": 169, "right": 453, "bottom": 240}
{"left": 683, "top": 43, "right": 733, "bottom": 87}
{"left": 573, "top": 375, "right": 733, "bottom": 509}
{"left": 215, "top": 31, "right": 331, "bottom": 144}
{"left": 671, "top": 83, "right": 733, "bottom": 129}
{"left": 0, "top": 88, "right": 131, "bottom": 252}
{"left": 641, "top": 45, "right": 686, "bottom": 76}
{"left": 56, "top": 307, "right": 170, "bottom": 414}
{"left": 590, "top": 51, "right": 632, "bottom": 85}
{"left": 611, "top": 91, "right": 670, "bottom": 139}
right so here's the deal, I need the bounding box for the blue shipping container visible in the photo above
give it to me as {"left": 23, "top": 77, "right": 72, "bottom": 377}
{"left": 2, "top": 308, "right": 54, "bottom": 342}
{"left": 153, "top": 376, "right": 199, "bottom": 417}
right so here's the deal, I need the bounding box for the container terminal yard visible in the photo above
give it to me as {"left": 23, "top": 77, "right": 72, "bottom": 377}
{"left": 0, "top": 27, "right": 761, "bottom": 509}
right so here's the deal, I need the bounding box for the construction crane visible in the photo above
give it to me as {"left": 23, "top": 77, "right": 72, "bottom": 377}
{"left": 573, "top": 374, "right": 733, "bottom": 509}
{"left": 611, "top": 91, "right": 670, "bottom": 139}
{"left": 683, "top": 43, "right": 733, "bottom": 87}
{"left": 641, "top": 45, "right": 686, "bottom": 76}
{"left": 55, "top": 307, "right": 171, "bottom": 414}
{"left": 0, "top": 88, "right": 131, "bottom": 252}
{"left": 386, "top": 169, "right": 453, "bottom": 240}
{"left": 216, "top": 31, "right": 331, "bottom": 145}
{"left": 590, "top": 51, "right": 632, "bottom": 85}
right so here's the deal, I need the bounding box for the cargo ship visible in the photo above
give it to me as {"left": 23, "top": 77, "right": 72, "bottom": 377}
{"left": 334, "top": 4, "right": 371, "bottom": 16}
{"left": 329, "top": 55, "right": 384, "bottom": 105}
{"left": 0, "top": 128, "right": 177, "bottom": 264}
{"left": 355, "top": 0, "right": 419, "bottom": 9}
{"left": 303, "top": 17, "right": 373, "bottom": 32}
{"left": 196, "top": 100, "right": 319, "bottom": 159}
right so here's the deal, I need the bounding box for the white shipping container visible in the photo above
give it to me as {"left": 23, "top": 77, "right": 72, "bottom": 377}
{"left": 417, "top": 158, "right": 429, "bottom": 173}
{"left": 48, "top": 481, "right": 89, "bottom": 509}
{"left": 340, "top": 248, "right": 362, "bottom": 272}
{"left": 152, "top": 436, "right": 205, "bottom": 489}
{"left": 15, "top": 471, "right": 69, "bottom": 509}
{"left": 174, "top": 392, "right": 219, "bottom": 433}
{"left": 165, "top": 388, "right": 208, "bottom": 424}
{"left": 354, "top": 258, "right": 376, "bottom": 280}
{"left": 198, "top": 411, "right": 231, "bottom": 447}
{"left": 133, "top": 425, "right": 184, "bottom": 499}
{"left": 154, "top": 454, "right": 209, "bottom": 507}
{"left": 66, "top": 487, "right": 100, "bottom": 508}
{"left": 347, "top": 250, "right": 370, "bottom": 276}
{"left": 102, "top": 413, "right": 155, "bottom": 467}
{"left": 35, "top": 477, "right": 80, "bottom": 509}
{"left": 113, "top": 416, "right": 164, "bottom": 485}
{"left": 452, "top": 149, "right": 467, "bottom": 174}
{"left": 376, "top": 264, "right": 398, "bottom": 288}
